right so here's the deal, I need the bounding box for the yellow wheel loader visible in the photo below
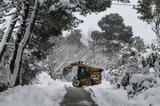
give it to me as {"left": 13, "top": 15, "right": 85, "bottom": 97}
{"left": 63, "top": 61, "right": 103, "bottom": 87}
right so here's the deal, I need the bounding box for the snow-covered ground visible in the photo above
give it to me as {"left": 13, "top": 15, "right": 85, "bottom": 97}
{"left": 1, "top": 72, "right": 160, "bottom": 106}
{"left": 86, "top": 80, "right": 160, "bottom": 106}
{"left": 0, "top": 72, "right": 72, "bottom": 106}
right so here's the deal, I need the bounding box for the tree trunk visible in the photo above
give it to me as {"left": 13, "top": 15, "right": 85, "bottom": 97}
{"left": 0, "top": 10, "right": 18, "bottom": 61}
{"left": 152, "top": 20, "right": 160, "bottom": 43}
{"left": 10, "top": 1, "right": 30, "bottom": 75}
{"left": 9, "top": 0, "right": 39, "bottom": 87}
{"left": 156, "top": 26, "right": 160, "bottom": 43}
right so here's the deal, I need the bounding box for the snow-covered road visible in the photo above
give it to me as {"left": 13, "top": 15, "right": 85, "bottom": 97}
{"left": 0, "top": 72, "right": 160, "bottom": 106}
{"left": 60, "top": 87, "right": 97, "bottom": 106}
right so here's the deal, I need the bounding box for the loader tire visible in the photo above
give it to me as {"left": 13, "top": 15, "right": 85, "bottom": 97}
{"left": 85, "top": 80, "right": 92, "bottom": 86}
{"left": 72, "top": 79, "right": 82, "bottom": 87}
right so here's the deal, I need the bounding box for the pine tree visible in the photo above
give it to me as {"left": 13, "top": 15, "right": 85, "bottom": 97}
{"left": 136, "top": 0, "right": 160, "bottom": 41}
{"left": 97, "top": 13, "right": 133, "bottom": 43}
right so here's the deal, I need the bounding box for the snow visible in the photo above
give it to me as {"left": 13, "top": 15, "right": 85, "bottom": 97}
{"left": 142, "top": 48, "right": 155, "bottom": 59}
{"left": 1, "top": 72, "right": 160, "bottom": 106}
{"left": 131, "top": 47, "right": 138, "bottom": 53}
{"left": 85, "top": 81, "right": 143, "bottom": 106}
{"left": 0, "top": 8, "right": 18, "bottom": 57}
{"left": 49, "top": 5, "right": 56, "bottom": 11}
{"left": 0, "top": 72, "right": 72, "bottom": 106}
{"left": 130, "top": 74, "right": 155, "bottom": 86}
{"left": 38, "top": 0, "right": 46, "bottom": 5}
{"left": 0, "top": 8, "right": 17, "bottom": 30}
{"left": 135, "top": 87, "right": 160, "bottom": 106}
{"left": 39, "top": 0, "right": 76, "bottom": 12}
{"left": 85, "top": 79, "right": 160, "bottom": 106}
{"left": 59, "top": 0, "right": 76, "bottom": 8}
{"left": 150, "top": 67, "right": 155, "bottom": 74}
{"left": 79, "top": 100, "right": 91, "bottom": 105}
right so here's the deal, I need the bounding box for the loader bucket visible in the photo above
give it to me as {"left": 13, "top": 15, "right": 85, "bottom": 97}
{"left": 63, "top": 67, "right": 72, "bottom": 76}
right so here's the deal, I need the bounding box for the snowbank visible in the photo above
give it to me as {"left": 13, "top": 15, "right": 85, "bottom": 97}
{"left": 1, "top": 72, "right": 160, "bottom": 106}
{"left": 130, "top": 74, "right": 156, "bottom": 86}
{"left": 135, "top": 87, "right": 160, "bottom": 106}
{"left": 85, "top": 80, "right": 155, "bottom": 106}
{"left": 0, "top": 72, "right": 72, "bottom": 106}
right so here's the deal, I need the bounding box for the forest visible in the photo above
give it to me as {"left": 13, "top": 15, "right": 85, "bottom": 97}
{"left": 0, "top": 0, "right": 160, "bottom": 106}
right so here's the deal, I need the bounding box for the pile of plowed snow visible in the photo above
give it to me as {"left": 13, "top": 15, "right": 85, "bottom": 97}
{"left": 86, "top": 80, "right": 160, "bottom": 106}
{"left": 0, "top": 72, "right": 72, "bottom": 106}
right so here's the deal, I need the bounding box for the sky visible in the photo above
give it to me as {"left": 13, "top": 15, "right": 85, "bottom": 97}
{"left": 75, "top": 0, "right": 156, "bottom": 44}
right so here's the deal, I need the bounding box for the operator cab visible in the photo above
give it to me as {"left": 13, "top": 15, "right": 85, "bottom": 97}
{"left": 77, "top": 66, "right": 90, "bottom": 79}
